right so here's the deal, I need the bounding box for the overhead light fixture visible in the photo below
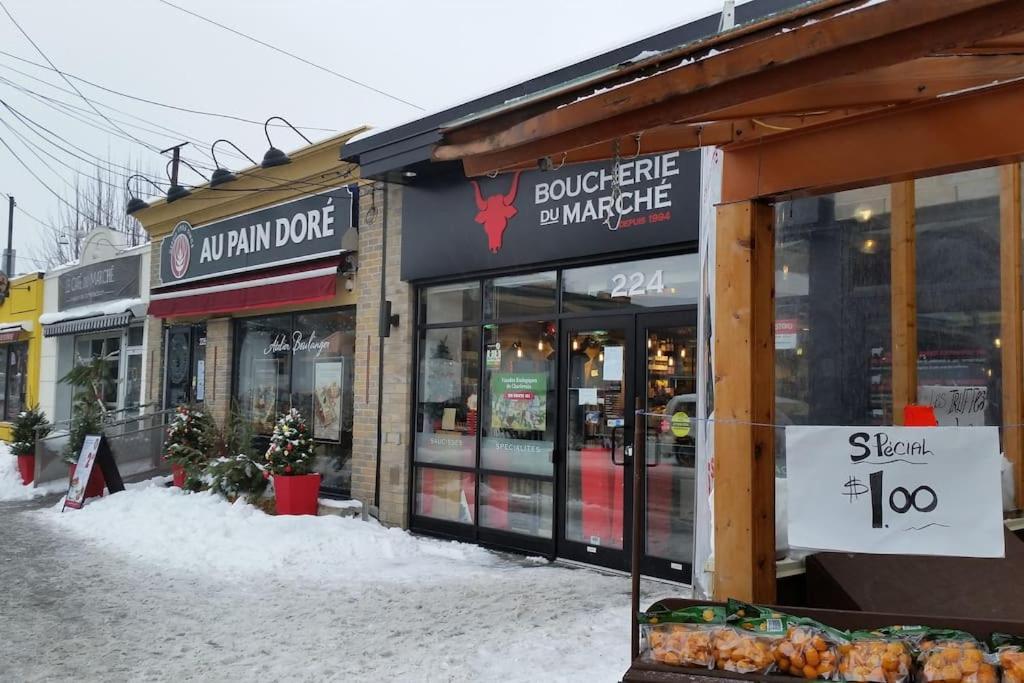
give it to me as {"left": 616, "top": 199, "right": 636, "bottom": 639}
{"left": 164, "top": 158, "right": 208, "bottom": 204}
{"left": 572, "top": 338, "right": 579, "bottom": 351}
{"left": 668, "top": 355, "right": 674, "bottom": 367}
{"left": 647, "top": 337, "right": 652, "bottom": 349}
{"left": 124, "top": 174, "right": 163, "bottom": 214}
{"left": 859, "top": 238, "right": 879, "bottom": 254}
{"left": 261, "top": 116, "right": 312, "bottom": 168}
{"left": 537, "top": 339, "right": 544, "bottom": 351}
{"left": 995, "top": 337, "right": 1002, "bottom": 349}
{"left": 210, "top": 138, "right": 257, "bottom": 187}
{"left": 599, "top": 351, "right": 604, "bottom": 362}
{"left": 681, "top": 348, "right": 686, "bottom": 358}
{"left": 854, "top": 206, "right": 873, "bottom": 222}
{"left": 516, "top": 342, "right": 523, "bottom": 359}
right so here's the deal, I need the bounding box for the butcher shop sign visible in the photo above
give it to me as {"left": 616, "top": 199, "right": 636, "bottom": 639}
{"left": 160, "top": 187, "right": 354, "bottom": 285}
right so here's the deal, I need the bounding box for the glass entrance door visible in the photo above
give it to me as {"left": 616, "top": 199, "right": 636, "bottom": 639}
{"left": 638, "top": 311, "right": 699, "bottom": 582}
{"left": 560, "top": 316, "right": 634, "bottom": 570}
{"left": 557, "top": 310, "right": 699, "bottom": 582}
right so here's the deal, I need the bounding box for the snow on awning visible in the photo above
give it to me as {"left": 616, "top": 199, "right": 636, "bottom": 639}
{"left": 43, "top": 312, "right": 135, "bottom": 337}
{"left": 0, "top": 320, "right": 33, "bottom": 343}
{"left": 149, "top": 259, "right": 340, "bottom": 319}
{"left": 40, "top": 298, "right": 145, "bottom": 337}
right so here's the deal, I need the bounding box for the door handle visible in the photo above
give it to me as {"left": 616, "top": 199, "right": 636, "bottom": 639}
{"left": 610, "top": 427, "right": 624, "bottom": 466}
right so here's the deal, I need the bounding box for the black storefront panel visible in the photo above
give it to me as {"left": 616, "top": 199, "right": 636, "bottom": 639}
{"left": 401, "top": 151, "right": 700, "bottom": 281}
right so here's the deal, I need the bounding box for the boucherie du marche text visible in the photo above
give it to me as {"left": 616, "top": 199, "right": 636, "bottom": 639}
{"left": 533, "top": 151, "right": 681, "bottom": 227}
{"left": 198, "top": 202, "right": 337, "bottom": 264}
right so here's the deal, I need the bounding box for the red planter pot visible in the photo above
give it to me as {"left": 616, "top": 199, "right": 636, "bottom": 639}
{"left": 17, "top": 454, "right": 34, "bottom": 485}
{"left": 273, "top": 473, "right": 321, "bottom": 516}
{"left": 171, "top": 464, "right": 186, "bottom": 488}
{"left": 68, "top": 463, "right": 105, "bottom": 499}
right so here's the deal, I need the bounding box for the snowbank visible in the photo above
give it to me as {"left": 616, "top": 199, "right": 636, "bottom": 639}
{"left": 39, "top": 297, "right": 144, "bottom": 325}
{"left": 0, "top": 443, "right": 67, "bottom": 501}
{"left": 44, "top": 482, "right": 501, "bottom": 583}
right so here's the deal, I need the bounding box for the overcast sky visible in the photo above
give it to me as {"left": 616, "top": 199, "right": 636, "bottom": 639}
{"left": 0, "top": 0, "right": 738, "bottom": 272}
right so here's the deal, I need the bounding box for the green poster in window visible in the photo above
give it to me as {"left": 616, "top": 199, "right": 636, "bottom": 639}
{"left": 490, "top": 373, "right": 547, "bottom": 431}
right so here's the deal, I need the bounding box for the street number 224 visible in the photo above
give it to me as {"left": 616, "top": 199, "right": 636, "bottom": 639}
{"left": 610, "top": 269, "right": 665, "bottom": 298}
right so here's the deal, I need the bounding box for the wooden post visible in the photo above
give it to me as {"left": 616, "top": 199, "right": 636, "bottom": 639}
{"left": 890, "top": 181, "right": 917, "bottom": 424}
{"left": 713, "top": 200, "right": 776, "bottom": 603}
{"left": 1000, "top": 163, "right": 1024, "bottom": 511}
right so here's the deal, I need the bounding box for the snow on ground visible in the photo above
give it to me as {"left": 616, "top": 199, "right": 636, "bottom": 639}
{"left": 13, "top": 481, "right": 682, "bottom": 681}
{"left": 0, "top": 443, "right": 68, "bottom": 501}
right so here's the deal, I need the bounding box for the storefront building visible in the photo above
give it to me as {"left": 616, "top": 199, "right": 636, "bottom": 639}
{"left": 425, "top": 0, "right": 1024, "bottom": 606}
{"left": 130, "top": 131, "right": 364, "bottom": 497}
{"left": 0, "top": 271, "right": 43, "bottom": 442}
{"left": 38, "top": 229, "right": 151, "bottom": 424}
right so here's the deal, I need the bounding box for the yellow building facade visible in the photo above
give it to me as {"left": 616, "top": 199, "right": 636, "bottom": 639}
{"left": 0, "top": 272, "right": 44, "bottom": 441}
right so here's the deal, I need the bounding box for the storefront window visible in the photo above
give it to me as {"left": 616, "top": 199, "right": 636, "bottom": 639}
{"left": 480, "top": 474, "right": 553, "bottom": 538}
{"left": 234, "top": 309, "right": 356, "bottom": 496}
{"left": 0, "top": 342, "right": 27, "bottom": 421}
{"left": 420, "top": 282, "right": 480, "bottom": 324}
{"left": 479, "top": 320, "right": 556, "bottom": 538}
{"left": 415, "top": 467, "right": 476, "bottom": 524}
{"left": 414, "top": 326, "right": 480, "bottom": 468}
{"left": 484, "top": 271, "right": 556, "bottom": 319}
{"left": 75, "top": 334, "right": 122, "bottom": 410}
{"left": 562, "top": 254, "right": 699, "bottom": 312}
{"left": 775, "top": 185, "right": 893, "bottom": 441}
{"left": 915, "top": 168, "right": 1001, "bottom": 427}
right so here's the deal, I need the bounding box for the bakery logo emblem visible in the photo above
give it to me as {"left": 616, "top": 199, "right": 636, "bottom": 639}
{"left": 469, "top": 171, "right": 521, "bottom": 253}
{"left": 168, "top": 221, "right": 193, "bottom": 280}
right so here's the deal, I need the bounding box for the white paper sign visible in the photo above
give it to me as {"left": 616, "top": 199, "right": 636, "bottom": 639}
{"left": 577, "top": 388, "right": 598, "bottom": 405}
{"left": 786, "top": 426, "right": 1004, "bottom": 558}
{"left": 917, "top": 385, "right": 987, "bottom": 427}
{"left": 603, "top": 345, "right": 623, "bottom": 381}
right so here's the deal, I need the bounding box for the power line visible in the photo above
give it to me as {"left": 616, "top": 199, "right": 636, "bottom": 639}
{"left": 0, "top": 48, "right": 337, "bottom": 133}
{"left": 0, "top": 189, "right": 55, "bottom": 230}
{"left": 155, "top": 0, "right": 425, "bottom": 112}
{"left": 0, "top": 1, "right": 161, "bottom": 154}
{"left": 0, "top": 131, "right": 82, "bottom": 214}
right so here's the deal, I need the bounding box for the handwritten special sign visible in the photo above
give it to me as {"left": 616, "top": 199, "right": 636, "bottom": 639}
{"left": 917, "top": 385, "right": 987, "bottom": 427}
{"left": 786, "top": 426, "right": 1004, "bottom": 557}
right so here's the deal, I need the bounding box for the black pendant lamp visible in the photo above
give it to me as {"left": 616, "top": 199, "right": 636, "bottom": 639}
{"left": 210, "top": 138, "right": 258, "bottom": 187}
{"left": 125, "top": 174, "right": 164, "bottom": 215}
{"left": 261, "top": 116, "right": 312, "bottom": 168}
{"left": 164, "top": 158, "right": 209, "bottom": 203}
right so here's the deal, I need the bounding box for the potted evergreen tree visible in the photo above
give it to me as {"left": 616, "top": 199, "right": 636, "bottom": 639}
{"left": 264, "top": 408, "right": 320, "bottom": 515}
{"left": 60, "top": 357, "right": 110, "bottom": 499}
{"left": 163, "top": 405, "right": 214, "bottom": 489}
{"left": 10, "top": 406, "right": 51, "bottom": 484}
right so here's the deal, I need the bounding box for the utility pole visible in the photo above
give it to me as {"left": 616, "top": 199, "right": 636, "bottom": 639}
{"left": 6, "top": 194, "right": 13, "bottom": 275}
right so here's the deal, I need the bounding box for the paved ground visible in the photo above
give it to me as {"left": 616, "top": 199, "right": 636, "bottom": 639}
{"left": 0, "top": 492, "right": 675, "bottom": 682}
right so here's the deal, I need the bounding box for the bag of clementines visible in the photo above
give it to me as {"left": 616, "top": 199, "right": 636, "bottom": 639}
{"left": 638, "top": 604, "right": 725, "bottom": 668}
{"left": 726, "top": 600, "right": 845, "bottom": 679}
{"left": 915, "top": 630, "right": 997, "bottom": 683}
{"left": 992, "top": 634, "right": 1024, "bottom": 683}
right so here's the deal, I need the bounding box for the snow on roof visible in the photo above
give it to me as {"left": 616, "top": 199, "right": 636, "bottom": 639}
{"left": 39, "top": 297, "right": 146, "bottom": 326}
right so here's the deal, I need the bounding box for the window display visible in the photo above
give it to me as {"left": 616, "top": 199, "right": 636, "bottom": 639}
{"left": 234, "top": 308, "right": 355, "bottom": 496}
{"left": 915, "top": 168, "right": 1001, "bottom": 427}
{"left": 0, "top": 342, "right": 27, "bottom": 421}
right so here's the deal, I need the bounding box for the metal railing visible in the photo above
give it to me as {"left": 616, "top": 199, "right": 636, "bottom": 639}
{"left": 32, "top": 404, "right": 172, "bottom": 485}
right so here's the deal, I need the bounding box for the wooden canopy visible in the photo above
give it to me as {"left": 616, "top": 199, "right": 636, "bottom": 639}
{"left": 434, "top": 0, "right": 1024, "bottom": 605}
{"left": 434, "top": 0, "right": 1024, "bottom": 200}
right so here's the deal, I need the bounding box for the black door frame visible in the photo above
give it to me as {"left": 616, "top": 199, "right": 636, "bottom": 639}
{"left": 556, "top": 314, "right": 637, "bottom": 571}
{"left": 635, "top": 308, "right": 699, "bottom": 584}
{"left": 554, "top": 308, "right": 699, "bottom": 582}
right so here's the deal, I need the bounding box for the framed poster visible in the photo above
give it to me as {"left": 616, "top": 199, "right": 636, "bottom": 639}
{"left": 313, "top": 359, "right": 344, "bottom": 442}
{"left": 490, "top": 372, "right": 547, "bottom": 431}
{"left": 251, "top": 358, "right": 281, "bottom": 432}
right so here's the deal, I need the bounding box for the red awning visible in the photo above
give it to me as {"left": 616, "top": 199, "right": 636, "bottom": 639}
{"left": 149, "top": 260, "right": 340, "bottom": 319}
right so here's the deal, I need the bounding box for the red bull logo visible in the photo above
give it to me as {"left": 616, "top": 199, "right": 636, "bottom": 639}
{"left": 469, "top": 171, "right": 521, "bottom": 253}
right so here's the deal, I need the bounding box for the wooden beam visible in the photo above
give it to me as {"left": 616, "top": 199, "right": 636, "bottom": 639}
{"left": 713, "top": 200, "right": 775, "bottom": 603}
{"left": 890, "top": 181, "right": 917, "bottom": 425}
{"left": 722, "top": 78, "right": 1024, "bottom": 202}
{"left": 437, "top": 0, "right": 1024, "bottom": 174}
{"left": 999, "top": 163, "right": 1024, "bottom": 510}
{"left": 458, "top": 122, "right": 741, "bottom": 177}
{"left": 700, "top": 55, "right": 1024, "bottom": 121}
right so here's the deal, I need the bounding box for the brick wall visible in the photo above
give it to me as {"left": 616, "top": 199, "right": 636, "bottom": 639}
{"left": 145, "top": 241, "right": 163, "bottom": 409}
{"left": 352, "top": 182, "right": 414, "bottom": 527}
{"left": 203, "top": 317, "right": 232, "bottom": 427}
